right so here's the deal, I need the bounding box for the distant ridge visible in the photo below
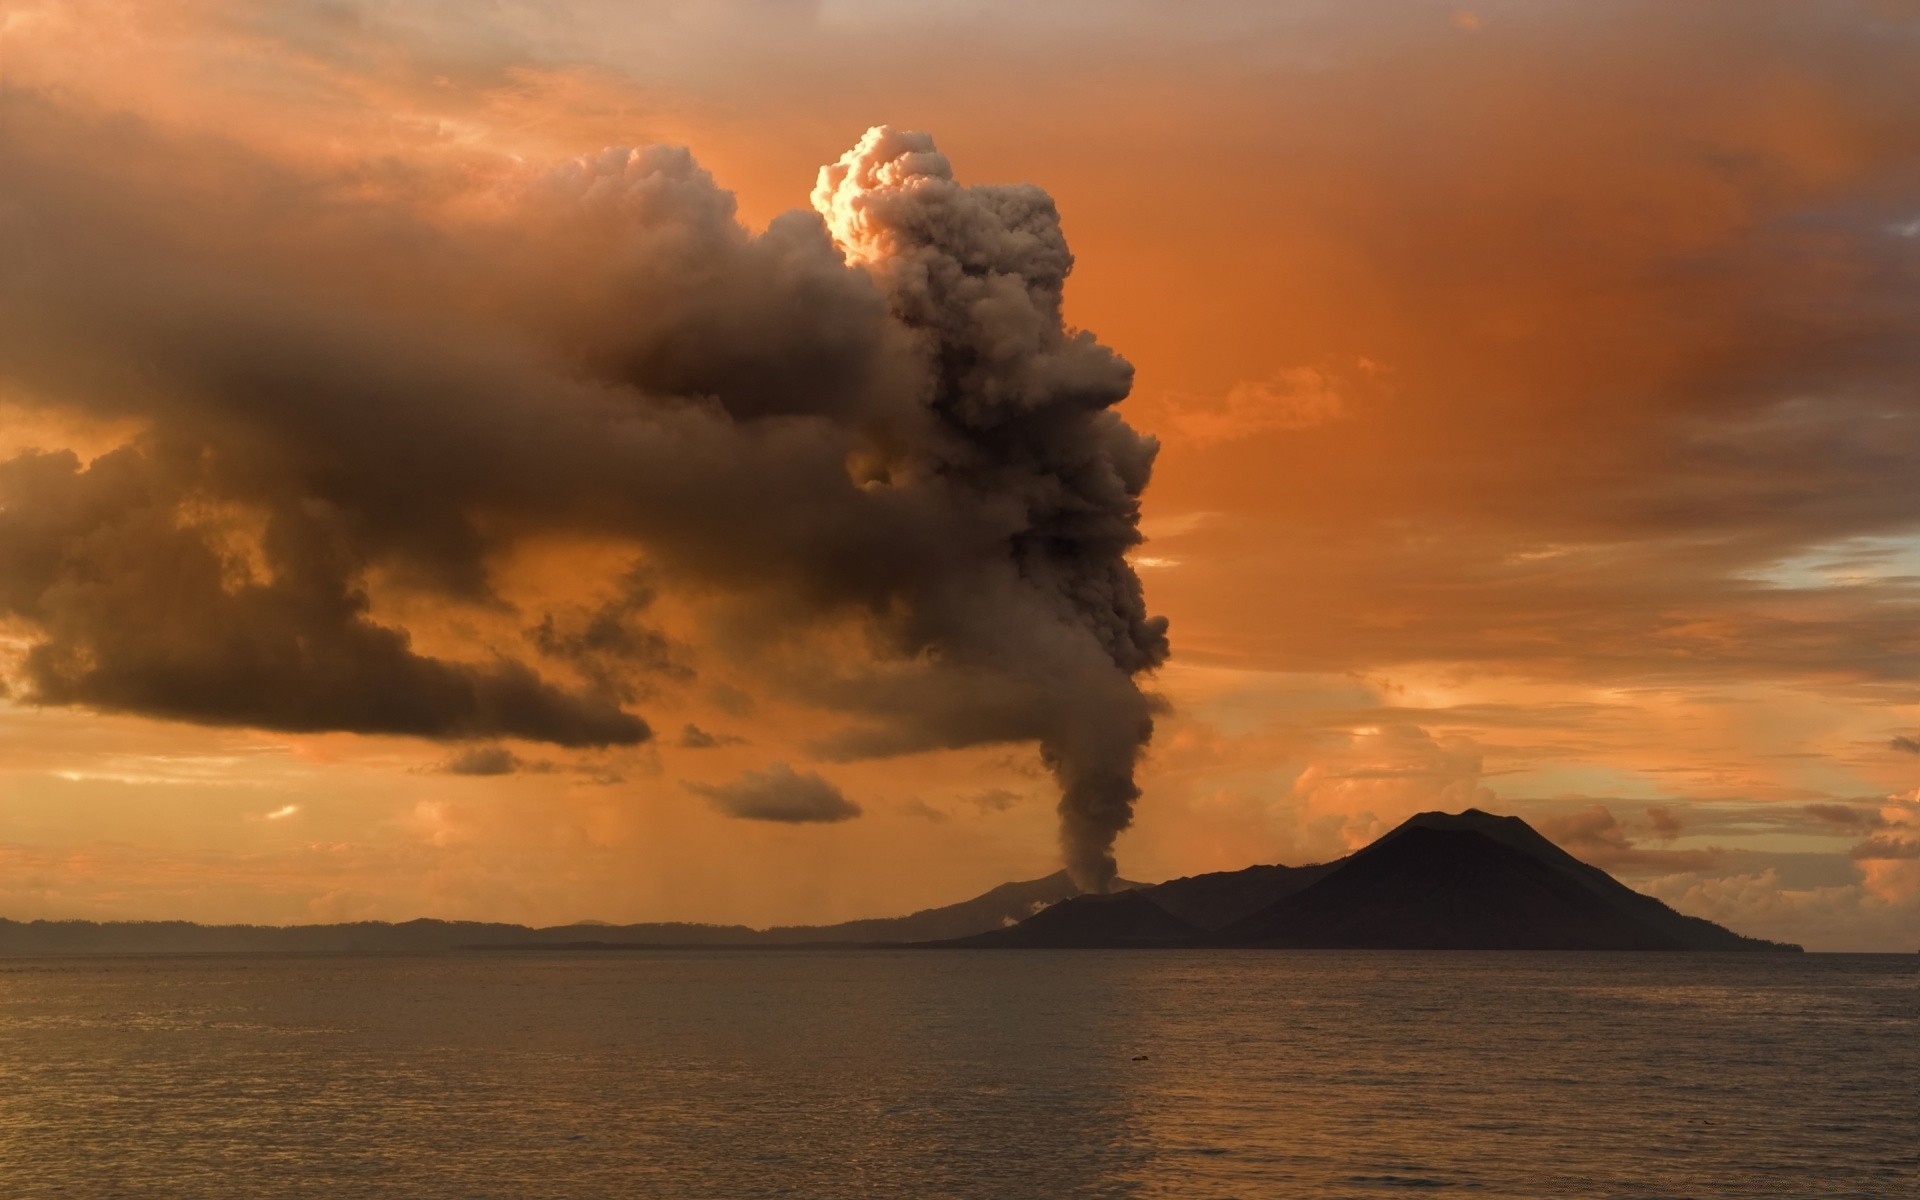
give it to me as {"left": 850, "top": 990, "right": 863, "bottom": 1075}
{"left": 935, "top": 810, "right": 1800, "bottom": 952}
{"left": 757, "top": 871, "right": 1142, "bottom": 945}
{"left": 0, "top": 870, "right": 1134, "bottom": 956}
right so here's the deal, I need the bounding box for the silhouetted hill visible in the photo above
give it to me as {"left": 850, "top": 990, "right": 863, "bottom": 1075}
{"left": 0, "top": 917, "right": 768, "bottom": 956}
{"left": 941, "top": 809, "right": 1799, "bottom": 952}
{"left": 1145, "top": 862, "right": 1337, "bottom": 930}
{"left": 1320, "top": 810, "right": 1781, "bottom": 948}
{"left": 0, "top": 872, "right": 1137, "bottom": 956}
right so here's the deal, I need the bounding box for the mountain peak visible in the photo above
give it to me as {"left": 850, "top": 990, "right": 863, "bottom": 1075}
{"left": 1402, "top": 807, "right": 1524, "bottom": 831}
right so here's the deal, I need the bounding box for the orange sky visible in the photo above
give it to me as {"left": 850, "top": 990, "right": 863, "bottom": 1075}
{"left": 2, "top": 1, "right": 1917, "bottom": 948}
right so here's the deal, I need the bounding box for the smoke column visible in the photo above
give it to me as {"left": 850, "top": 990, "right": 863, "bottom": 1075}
{"left": 814, "top": 128, "right": 1169, "bottom": 890}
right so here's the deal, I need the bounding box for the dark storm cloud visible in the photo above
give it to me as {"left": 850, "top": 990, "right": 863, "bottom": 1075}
{"left": 1890, "top": 736, "right": 1920, "bottom": 755}
{"left": 0, "top": 100, "right": 1163, "bottom": 883}
{"left": 686, "top": 762, "right": 860, "bottom": 823}
{"left": 0, "top": 446, "right": 646, "bottom": 746}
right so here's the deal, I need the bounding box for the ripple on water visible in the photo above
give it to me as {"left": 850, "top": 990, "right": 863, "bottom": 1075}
{"left": 0, "top": 950, "right": 1911, "bottom": 1199}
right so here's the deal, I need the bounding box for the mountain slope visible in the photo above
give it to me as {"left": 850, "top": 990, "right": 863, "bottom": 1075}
{"left": 1145, "top": 862, "right": 1337, "bottom": 931}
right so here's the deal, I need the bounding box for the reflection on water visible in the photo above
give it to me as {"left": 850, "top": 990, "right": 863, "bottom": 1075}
{"left": 0, "top": 951, "right": 1912, "bottom": 1198}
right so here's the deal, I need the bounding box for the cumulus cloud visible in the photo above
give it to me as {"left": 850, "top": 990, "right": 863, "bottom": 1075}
{"left": 1538, "top": 795, "right": 1920, "bottom": 947}
{"left": 1647, "top": 863, "right": 1918, "bottom": 953}
{"left": 687, "top": 762, "right": 861, "bottom": 823}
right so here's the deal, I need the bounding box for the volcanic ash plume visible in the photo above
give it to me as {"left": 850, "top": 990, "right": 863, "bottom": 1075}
{"left": 0, "top": 102, "right": 1164, "bottom": 891}
{"left": 813, "top": 127, "right": 1169, "bottom": 890}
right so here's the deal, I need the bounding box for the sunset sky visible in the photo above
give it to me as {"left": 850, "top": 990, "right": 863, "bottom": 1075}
{"left": 2, "top": 1, "right": 1917, "bottom": 950}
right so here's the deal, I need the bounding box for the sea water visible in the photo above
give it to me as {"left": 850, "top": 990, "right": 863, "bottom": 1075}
{"left": 0, "top": 950, "right": 1912, "bottom": 1198}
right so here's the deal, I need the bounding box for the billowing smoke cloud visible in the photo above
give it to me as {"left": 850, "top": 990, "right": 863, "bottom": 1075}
{"left": 0, "top": 103, "right": 1164, "bottom": 888}
{"left": 809, "top": 128, "right": 1168, "bottom": 887}
{"left": 0, "top": 447, "right": 649, "bottom": 746}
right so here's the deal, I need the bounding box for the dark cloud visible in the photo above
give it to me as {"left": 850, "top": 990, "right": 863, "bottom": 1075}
{"left": 706, "top": 684, "right": 756, "bottom": 717}
{"left": 677, "top": 723, "right": 744, "bottom": 749}
{"left": 966, "top": 787, "right": 1022, "bottom": 814}
{"left": 529, "top": 568, "right": 688, "bottom": 703}
{"left": 1539, "top": 805, "right": 1721, "bottom": 874}
{"left": 1891, "top": 736, "right": 1920, "bottom": 755}
{"left": 687, "top": 762, "right": 860, "bottom": 823}
{"left": 1803, "top": 802, "right": 1887, "bottom": 833}
{"left": 899, "top": 787, "right": 1021, "bottom": 822}
{"left": 440, "top": 745, "right": 526, "bottom": 776}
{"left": 0, "top": 448, "right": 645, "bottom": 747}
{"left": 0, "top": 102, "right": 1161, "bottom": 883}
{"left": 1645, "top": 806, "right": 1684, "bottom": 842}
{"left": 901, "top": 797, "right": 950, "bottom": 823}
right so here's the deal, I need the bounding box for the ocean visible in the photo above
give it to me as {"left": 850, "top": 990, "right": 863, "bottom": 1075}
{"left": 0, "top": 950, "right": 1911, "bottom": 1198}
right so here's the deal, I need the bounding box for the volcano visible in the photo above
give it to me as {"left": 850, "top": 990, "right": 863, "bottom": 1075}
{"left": 933, "top": 809, "right": 1798, "bottom": 952}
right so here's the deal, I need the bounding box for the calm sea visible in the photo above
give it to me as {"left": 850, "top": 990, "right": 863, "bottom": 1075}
{"left": 0, "top": 950, "right": 1912, "bottom": 1198}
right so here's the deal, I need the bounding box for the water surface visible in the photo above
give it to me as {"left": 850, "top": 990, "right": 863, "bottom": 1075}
{"left": 0, "top": 950, "right": 1912, "bottom": 1198}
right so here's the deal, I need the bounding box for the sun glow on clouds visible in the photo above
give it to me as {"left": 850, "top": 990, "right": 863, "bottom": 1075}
{"left": 1746, "top": 536, "right": 1920, "bottom": 591}
{"left": 0, "top": 1, "right": 1916, "bottom": 947}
